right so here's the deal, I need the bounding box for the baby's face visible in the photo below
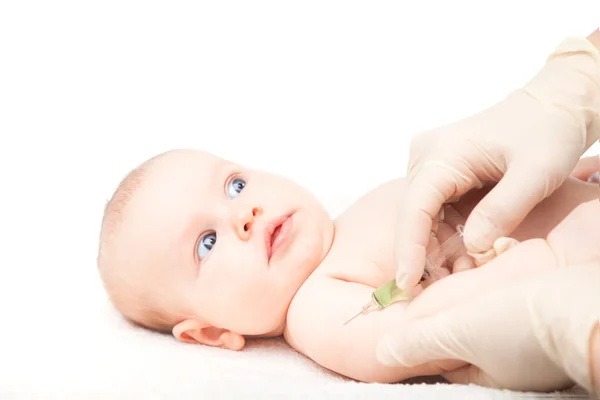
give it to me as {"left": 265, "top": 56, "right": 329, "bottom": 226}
{"left": 125, "top": 150, "right": 334, "bottom": 339}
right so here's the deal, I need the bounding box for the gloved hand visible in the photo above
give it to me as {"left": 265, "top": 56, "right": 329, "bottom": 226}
{"left": 376, "top": 258, "right": 600, "bottom": 394}
{"left": 571, "top": 155, "right": 600, "bottom": 183}
{"left": 394, "top": 35, "right": 600, "bottom": 291}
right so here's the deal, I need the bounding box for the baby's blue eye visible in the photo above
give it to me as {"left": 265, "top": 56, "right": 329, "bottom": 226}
{"left": 198, "top": 232, "right": 216, "bottom": 259}
{"left": 227, "top": 178, "right": 246, "bottom": 198}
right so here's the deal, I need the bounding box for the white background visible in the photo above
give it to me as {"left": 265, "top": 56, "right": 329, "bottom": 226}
{"left": 0, "top": 0, "right": 599, "bottom": 395}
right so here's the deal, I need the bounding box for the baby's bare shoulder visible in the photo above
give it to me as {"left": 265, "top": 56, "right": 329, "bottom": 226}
{"left": 327, "top": 178, "right": 407, "bottom": 281}
{"left": 334, "top": 177, "right": 406, "bottom": 228}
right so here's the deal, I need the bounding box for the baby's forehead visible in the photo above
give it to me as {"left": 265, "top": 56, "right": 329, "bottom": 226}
{"left": 128, "top": 149, "right": 236, "bottom": 235}
{"left": 143, "top": 151, "right": 235, "bottom": 193}
{"left": 137, "top": 151, "right": 222, "bottom": 207}
{"left": 153, "top": 149, "right": 226, "bottom": 174}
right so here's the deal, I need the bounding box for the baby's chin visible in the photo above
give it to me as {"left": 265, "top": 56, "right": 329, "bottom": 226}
{"left": 242, "top": 316, "right": 287, "bottom": 339}
{"left": 225, "top": 303, "right": 291, "bottom": 338}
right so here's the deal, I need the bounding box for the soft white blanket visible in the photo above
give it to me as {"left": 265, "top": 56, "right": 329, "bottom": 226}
{"left": 2, "top": 295, "right": 591, "bottom": 399}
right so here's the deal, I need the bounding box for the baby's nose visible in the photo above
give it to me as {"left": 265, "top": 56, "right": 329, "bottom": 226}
{"left": 236, "top": 206, "right": 262, "bottom": 238}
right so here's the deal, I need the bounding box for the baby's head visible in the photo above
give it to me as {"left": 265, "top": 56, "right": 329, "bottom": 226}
{"left": 98, "top": 149, "right": 334, "bottom": 350}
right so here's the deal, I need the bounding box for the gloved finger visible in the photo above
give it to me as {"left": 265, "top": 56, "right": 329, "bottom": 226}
{"left": 443, "top": 339, "right": 573, "bottom": 392}
{"left": 570, "top": 155, "right": 600, "bottom": 181}
{"left": 376, "top": 305, "right": 470, "bottom": 367}
{"left": 401, "top": 238, "right": 553, "bottom": 323}
{"left": 469, "top": 236, "right": 520, "bottom": 268}
{"left": 452, "top": 255, "right": 477, "bottom": 273}
{"left": 442, "top": 365, "right": 499, "bottom": 388}
{"left": 462, "top": 163, "right": 552, "bottom": 255}
{"left": 406, "top": 147, "right": 423, "bottom": 177}
{"left": 395, "top": 161, "right": 464, "bottom": 290}
{"left": 405, "top": 131, "right": 436, "bottom": 178}
{"left": 430, "top": 207, "right": 444, "bottom": 238}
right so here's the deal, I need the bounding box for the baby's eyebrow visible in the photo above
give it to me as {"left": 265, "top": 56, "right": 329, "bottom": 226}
{"left": 212, "top": 162, "right": 236, "bottom": 187}
{"left": 211, "top": 167, "right": 226, "bottom": 189}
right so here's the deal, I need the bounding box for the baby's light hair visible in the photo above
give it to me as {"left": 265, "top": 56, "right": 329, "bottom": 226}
{"left": 97, "top": 152, "right": 179, "bottom": 334}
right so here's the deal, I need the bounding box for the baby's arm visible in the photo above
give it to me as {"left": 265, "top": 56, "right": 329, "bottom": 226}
{"left": 282, "top": 237, "right": 549, "bottom": 383}
{"left": 283, "top": 262, "right": 457, "bottom": 383}
{"left": 282, "top": 196, "right": 600, "bottom": 383}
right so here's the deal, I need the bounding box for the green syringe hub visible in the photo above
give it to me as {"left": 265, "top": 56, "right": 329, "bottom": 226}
{"left": 372, "top": 279, "right": 413, "bottom": 308}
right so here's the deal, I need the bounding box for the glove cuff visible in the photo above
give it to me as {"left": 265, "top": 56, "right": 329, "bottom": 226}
{"left": 522, "top": 36, "right": 600, "bottom": 150}
{"left": 528, "top": 263, "right": 600, "bottom": 393}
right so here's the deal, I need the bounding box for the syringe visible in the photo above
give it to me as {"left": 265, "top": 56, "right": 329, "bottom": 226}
{"left": 343, "top": 225, "right": 466, "bottom": 325}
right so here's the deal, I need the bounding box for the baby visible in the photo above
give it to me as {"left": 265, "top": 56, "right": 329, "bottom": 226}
{"left": 97, "top": 149, "right": 600, "bottom": 383}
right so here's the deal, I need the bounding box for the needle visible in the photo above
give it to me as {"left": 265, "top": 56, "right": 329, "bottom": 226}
{"left": 343, "top": 310, "right": 364, "bottom": 325}
{"left": 343, "top": 299, "right": 380, "bottom": 325}
{"left": 342, "top": 227, "right": 466, "bottom": 326}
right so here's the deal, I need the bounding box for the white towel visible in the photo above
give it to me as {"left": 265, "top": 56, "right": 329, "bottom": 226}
{"left": 2, "top": 297, "right": 592, "bottom": 399}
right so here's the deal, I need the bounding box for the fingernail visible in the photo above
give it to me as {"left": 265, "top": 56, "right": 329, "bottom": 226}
{"left": 462, "top": 214, "right": 499, "bottom": 254}
{"left": 588, "top": 172, "right": 600, "bottom": 183}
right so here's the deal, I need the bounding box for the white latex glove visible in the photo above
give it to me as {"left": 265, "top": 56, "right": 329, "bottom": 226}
{"left": 394, "top": 36, "right": 600, "bottom": 291}
{"left": 571, "top": 155, "right": 600, "bottom": 183}
{"left": 376, "top": 261, "right": 600, "bottom": 394}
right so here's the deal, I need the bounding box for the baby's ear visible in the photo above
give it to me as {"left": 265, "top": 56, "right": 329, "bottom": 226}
{"left": 172, "top": 319, "right": 245, "bottom": 351}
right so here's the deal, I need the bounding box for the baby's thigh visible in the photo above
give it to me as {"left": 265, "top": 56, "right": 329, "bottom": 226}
{"left": 546, "top": 199, "right": 600, "bottom": 267}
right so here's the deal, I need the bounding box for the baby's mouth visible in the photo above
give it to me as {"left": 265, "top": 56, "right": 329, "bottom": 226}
{"left": 271, "top": 225, "right": 282, "bottom": 246}
{"left": 265, "top": 212, "right": 295, "bottom": 262}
